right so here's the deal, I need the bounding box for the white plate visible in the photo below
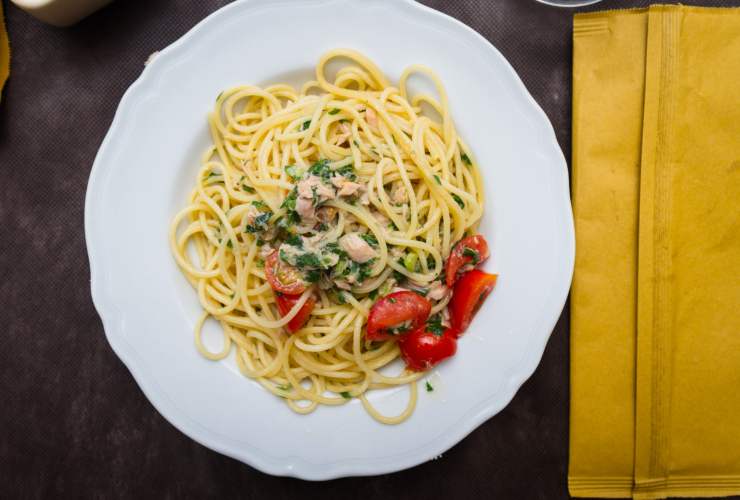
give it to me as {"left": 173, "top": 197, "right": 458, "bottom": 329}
{"left": 85, "top": 0, "right": 574, "bottom": 480}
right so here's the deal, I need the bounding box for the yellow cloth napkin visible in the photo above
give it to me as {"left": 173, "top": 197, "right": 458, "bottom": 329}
{"left": 0, "top": 1, "right": 9, "bottom": 98}
{"left": 570, "top": 5, "right": 740, "bottom": 499}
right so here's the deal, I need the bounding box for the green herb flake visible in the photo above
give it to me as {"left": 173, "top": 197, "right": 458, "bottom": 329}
{"left": 307, "top": 159, "right": 332, "bottom": 181}
{"left": 433, "top": 174, "right": 441, "bottom": 185}
{"left": 452, "top": 194, "right": 465, "bottom": 209}
{"left": 359, "top": 233, "right": 378, "bottom": 247}
{"left": 425, "top": 381, "right": 434, "bottom": 392}
{"left": 295, "top": 252, "right": 322, "bottom": 269}
{"left": 277, "top": 383, "right": 291, "bottom": 392}
{"left": 426, "top": 314, "right": 445, "bottom": 336}
{"left": 328, "top": 108, "right": 340, "bottom": 115}
{"left": 305, "top": 269, "right": 321, "bottom": 283}
{"left": 245, "top": 212, "right": 272, "bottom": 233}
{"left": 368, "top": 289, "right": 379, "bottom": 300}
{"left": 352, "top": 139, "right": 360, "bottom": 147}
{"left": 461, "top": 153, "right": 472, "bottom": 166}
{"left": 251, "top": 200, "right": 269, "bottom": 210}
{"left": 226, "top": 240, "right": 233, "bottom": 249}
{"left": 281, "top": 188, "right": 298, "bottom": 211}
{"left": 216, "top": 91, "right": 224, "bottom": 102}
{"left": 284, "top": 234, "right": 303, "bottom": 248}
{"left": 301, "top": 120, "right": 311, "bottom": 131}
{"left": 462, "top": 247, "right": 480, "bottom": 264}
{"left": 242, "top": 184, "right": 256, "bottom": 194}
{"left": 340, "top": 391, "right": 352, "bottom": 399}
{"left": 388, "top": 297, "right": 397, "bottom": 304}
{"left": 256, "top": 238, "right": 265, "bottom": 247}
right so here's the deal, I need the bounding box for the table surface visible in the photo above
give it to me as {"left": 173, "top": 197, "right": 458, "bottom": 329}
{"left": 2, "top": 0, "right": 739, "bottom": 498}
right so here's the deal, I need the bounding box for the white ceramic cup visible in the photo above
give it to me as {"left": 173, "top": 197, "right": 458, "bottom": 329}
{"left": 11, "top": 0, "right": 113, "bottom": 27}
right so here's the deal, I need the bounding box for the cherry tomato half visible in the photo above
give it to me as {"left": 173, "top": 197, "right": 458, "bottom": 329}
{"left": 366, "top": 291, "right": 432, "bottom": 341}
{"left": 264, "top": 251, "right": 307, "bottom": 295}
{"left": 445, "top": 234, "right": 490, "bottom": 287}
{"left": 275, "top": 292, "right": 315, "bottom": 333}
{"left": 399, "top": 326, "right": 458, "bottom": 371}
{"left": 449, "top": 269, "right": 497, "bottom": 334}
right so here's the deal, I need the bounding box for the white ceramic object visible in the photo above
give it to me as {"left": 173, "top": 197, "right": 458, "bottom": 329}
{"left": 535, "top": 0, "right": 603, "bottom": 7}
{"left": 11, "top": 0, "right": 111, "bottom": 27}
{"left": 85, "top": 0, "right": 574, "bottom": 480}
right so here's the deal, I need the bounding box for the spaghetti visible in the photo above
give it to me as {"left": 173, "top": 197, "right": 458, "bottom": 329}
{"left": 170, "top": 49, "right": 485, "bottom": 424}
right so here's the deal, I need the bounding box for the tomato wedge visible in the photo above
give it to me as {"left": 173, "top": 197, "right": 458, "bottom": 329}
{"left": 275, "top": 292, "right": 315, "bottom": 333}
{"left": 399, "top": 326, "right": 458, "bottom": 371}
{"left": 366, "top": 291, "right": 432, "bottom": 341}
{"left": 445, "top": 234, "right": 490, "bottom": 287}
{"left": 264, "top": 250, "right": 307, "bottom": 295}
{"left": 449, "top": 269, "right": 497, "bottom": 334}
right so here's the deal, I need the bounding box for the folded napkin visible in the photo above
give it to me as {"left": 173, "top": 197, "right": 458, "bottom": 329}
{"left": 0, "top": 2, "right": 9, "bottom": 98}
{"left": 570, "top": 5, "right": 740, "bottom": 499}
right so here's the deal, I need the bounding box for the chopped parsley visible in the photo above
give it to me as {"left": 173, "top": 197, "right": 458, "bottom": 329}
{"left": 281, "top": 188, "right": 298, "bottom": 211}
{"left": 388, "top": 297, "right": 397, "bottom": 304}
{"left": 368, "top": 289, "right": 379, "bottom": 300}
{"left": 245, "top": 212, "right": 272, "bottom": 233}
{"left": 350, "top": 259, "right": 375, "bottom": 283}
{"left": 284, "top": 234, "right": 303, "bottom": 248}
{"left": 242, "top": 184, "right": 256, "bottom": 194}
{"left": 301, "top": 120, "right": 311, "bottom": 131}
{"left": 426, "top": 314, "right": 445, "bottom": 336}
{"left": 226, "top": 239, "right": 233, "bottom": 249}
{"left": 452, "top": 194, "right": 465, "bottom": 209}
{"left": 461, "top": 153, "right": 472, "bottom": 166}
{"left": 433, "top": 174, "right": 441, "bottom": 185}
{"left": 353, "top": 139, "right": 360, "bottom": 147}
{"left": 305, "top": 269, "right": 321, "bottom": 283}
{"left": 256, "top": 238, "right": 265, "bottom": 247}
{"left": 307, "top": 159, "right": 332, "bottom": 182}
{"left": 340, "top": 391, "right": 352, "bottom": 399}
{"left": 207, "top": 171, "right": 221, "bottom": 178}
{"left": 251, "top": 200, "right": 269, "bottom": 210}
{"left": 335, "top": 163, "right": 357, "bottom": 181}
{"left": 462, "top": 247, "right": 480, "bottom": 264}
{"left": 425, "top": 381, "right": 434, "bottom": 392}
{"left": 324, "top": 241, "right": 347, "bottom": 258}
{"left": 328, "top": 108, "right": 340, "bottom": 115}
{"left": 359, "top": 233, "right": 378, "bottom": 247}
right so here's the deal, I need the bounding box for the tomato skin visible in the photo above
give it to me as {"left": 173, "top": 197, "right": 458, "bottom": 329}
{"left": 366, "top": 291, "right": 432, "bottom": 341}
{"left": 264, "top": 251, "right": 307, "bottom": 295}
{"left": 399, "top": 326, "right": 458, "bottom": 371}
{"left": 449, "top": 270, "right": 497, "bottom": 334}
{"left": 275, "top": 293, "right": 315, "bottom": 333}
{"left": 445, "top": 235, "right": 490, "bottom": 287}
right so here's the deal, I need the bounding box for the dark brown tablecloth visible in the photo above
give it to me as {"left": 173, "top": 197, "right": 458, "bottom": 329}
{"left": 2, "top": 1, "right": 739, "bottom": 498}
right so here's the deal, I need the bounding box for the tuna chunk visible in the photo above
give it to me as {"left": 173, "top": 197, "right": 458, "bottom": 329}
{"left": 339, "top": 233, "right": 377, "bottom": 263}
